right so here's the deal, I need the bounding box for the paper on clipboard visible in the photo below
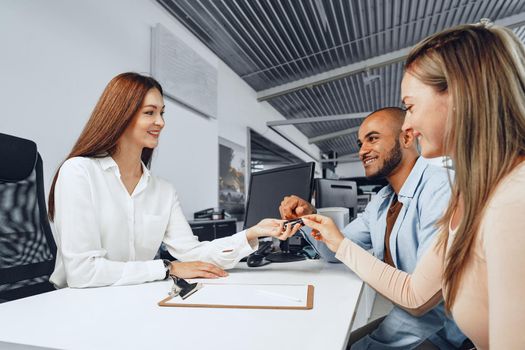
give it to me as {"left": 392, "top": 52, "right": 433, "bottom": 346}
{"left": 158, "top": 283, "right": 314, "bottom": 310}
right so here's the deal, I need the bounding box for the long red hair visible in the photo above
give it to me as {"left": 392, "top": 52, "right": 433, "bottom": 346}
{"left": 48, "top": 72, "right": 163, "bottom": 221}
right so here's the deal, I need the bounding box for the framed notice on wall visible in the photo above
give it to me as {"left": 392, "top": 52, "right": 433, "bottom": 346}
{"left": 151, "top": 23, "right": 218, "bottom": 119}
{"left": 219, "top": 137, "right": 246, "bottom": 221}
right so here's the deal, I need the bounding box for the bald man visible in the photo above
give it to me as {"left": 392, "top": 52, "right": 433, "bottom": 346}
{"left": 280, "top": 108, "right": 468, "bottom": 349}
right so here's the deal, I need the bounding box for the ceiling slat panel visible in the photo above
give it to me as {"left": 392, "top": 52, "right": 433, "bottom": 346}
{"left": 308, "top": 0, "right": 338, "bottom": 65}
{"left": 276, "top": 1, "right": 316, "bottom": 73}
{"left": 512, "top": 0, "right": 525, "bottom": 15}
{"left": 324, "top": 0, "right": 344, "bottom": 65}
{"left": 328, "top": 0, "right": 347, "bottom": 62}
{"left": 221, "top": 1, "right": 285, "bottom": 78}
{"left": 161, "top": 0, "right": 256, "bottom": 77}
{"left": 187, "top": 0, "right": 279, "bottom": 86}
{"left": 285, "top": 2, "right": 323, "bottom": 74}
{"left": 413, "top": 0, "right": 424, "bottom": 45}
{"left": 473, "top": 0, "right": 490, "bottom": 23}
{"left": 245, "top": 1, "right": 297, "bottom": 79}
{"left": 255, "top": 1, "right": 299, "bottom": 72}
{"left": 461, "top": 0, "right": 476, "bottom": 24}
{"left": 492, "top": 0, "right": 509, "bottom": 20}
{"left": 299, "top": 1, "right": 329, "bottom": 70}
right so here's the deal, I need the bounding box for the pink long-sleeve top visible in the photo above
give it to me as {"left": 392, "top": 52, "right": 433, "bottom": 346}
{"left": 335, "top": 162, "right": 525, "bottom": 349}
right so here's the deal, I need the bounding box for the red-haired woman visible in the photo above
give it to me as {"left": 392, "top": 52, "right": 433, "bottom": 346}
{"left": 48, "top": 72, "right": 293, "bottom": 288}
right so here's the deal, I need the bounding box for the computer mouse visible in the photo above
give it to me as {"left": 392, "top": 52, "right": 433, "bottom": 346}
{"left": 247, "top": 254, "right": 271, "bottom": 267}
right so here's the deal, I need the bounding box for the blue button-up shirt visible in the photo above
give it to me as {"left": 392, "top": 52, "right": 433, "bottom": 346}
{"left": 308, "top": 157, "right": 466, "bottom": 349}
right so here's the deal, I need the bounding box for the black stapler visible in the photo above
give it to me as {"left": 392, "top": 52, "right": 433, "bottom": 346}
{"left": 170, "top": 275, "right": 203, "bottom": 300}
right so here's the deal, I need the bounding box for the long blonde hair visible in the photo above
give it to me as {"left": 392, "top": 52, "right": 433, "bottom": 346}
{"left": 405, "top": 23, "right": 525, "bottom": 310}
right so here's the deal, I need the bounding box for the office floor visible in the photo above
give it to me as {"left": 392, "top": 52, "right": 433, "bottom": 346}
{"left": 369, "top": 294, "right": 394, "bottom": 322}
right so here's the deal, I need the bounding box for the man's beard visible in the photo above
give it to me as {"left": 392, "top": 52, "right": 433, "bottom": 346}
{"left": 367, "top": 141, "right": 402, "bottom": 180}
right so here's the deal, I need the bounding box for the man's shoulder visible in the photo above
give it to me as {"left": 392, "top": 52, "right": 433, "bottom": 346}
{"left": 413, "top": 163, "right": 453, "bottom": 208}
{"left": 376, "top": 184, "right": 392, "bottom": 195}
{"left": 368, "top": 186, "right": 393, "bottom": 205}
{"left": 419, "top": 162, "right": 453, "bottom": 187}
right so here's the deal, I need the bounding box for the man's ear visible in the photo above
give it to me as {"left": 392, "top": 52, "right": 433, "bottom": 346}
{"left": 400, "top": 129, "right": 415, "bottom": 148}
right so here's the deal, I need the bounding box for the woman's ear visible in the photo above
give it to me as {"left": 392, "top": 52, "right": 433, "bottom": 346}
{"left": 400, "top": 129, "right": 415, "bottom": 149}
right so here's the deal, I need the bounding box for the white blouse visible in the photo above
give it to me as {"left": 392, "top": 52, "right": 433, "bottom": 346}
{"left": 50, "top": 156, "right": 256, "bottom": 288}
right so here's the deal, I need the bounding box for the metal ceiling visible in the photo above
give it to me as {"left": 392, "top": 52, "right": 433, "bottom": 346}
{"left": 157, "top": 0, "right": 525, "bottom": 159}
{"left": 249, "top": 129, "right": 303, "bottom": 170}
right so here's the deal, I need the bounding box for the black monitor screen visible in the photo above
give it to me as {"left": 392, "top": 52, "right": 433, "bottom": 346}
{"left": 244, "top": 162, "right": 315, "bottom": 229}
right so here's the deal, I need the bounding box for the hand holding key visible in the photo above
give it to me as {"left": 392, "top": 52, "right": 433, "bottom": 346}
{"left": 301, "top": 214, "right": 345, "bottom": 253}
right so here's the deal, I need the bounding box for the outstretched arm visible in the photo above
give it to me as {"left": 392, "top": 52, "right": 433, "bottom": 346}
{"left": 302, "top": 214, "right": 444, "bottom": 316}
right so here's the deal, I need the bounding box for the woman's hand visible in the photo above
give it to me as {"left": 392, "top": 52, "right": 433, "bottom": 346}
{"left": 169, "top": 261, "right": 228, "bottom": 279}
{"left": 301, "top": 214, "right": 345, "bottom": 252}
{"left": 246, "top": 218, "right": 302, "bottom": 241}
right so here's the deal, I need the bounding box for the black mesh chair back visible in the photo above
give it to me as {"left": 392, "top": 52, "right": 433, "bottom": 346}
{"left": 0, "top": 133, "right": 57, "bottom": 302}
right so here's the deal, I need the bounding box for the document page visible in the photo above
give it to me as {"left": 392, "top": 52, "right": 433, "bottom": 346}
{"left": 161, "top": 283, "right": 311, "bottom": 308}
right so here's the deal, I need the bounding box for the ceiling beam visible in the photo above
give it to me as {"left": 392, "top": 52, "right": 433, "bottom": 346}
{"left": 308, "top": 126, "right": 360, "bottom": 144}
{"left": 320, "top": 153, "right": 360, "bottom": 164}
{"left": 494, "top": 12, "right": 525, "bottom": 28}
{"left": 257, "top": 47, "right": 411, "bottom": 102}
{"left": 265, "top": 125, "right": 321, "bottom": 162}
{"left": 266, "top": 112, "right": 371, "bottom": 126}
{"left": 326, "top": 158, "right": 360, "bottom": 164}
{"left": 257, "top": 12, "right": 525, "bottom": 102}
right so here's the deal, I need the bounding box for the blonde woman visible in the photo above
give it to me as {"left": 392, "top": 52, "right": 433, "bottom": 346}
{"left": 302, "top": 22, "right": 525, "bottom": 349}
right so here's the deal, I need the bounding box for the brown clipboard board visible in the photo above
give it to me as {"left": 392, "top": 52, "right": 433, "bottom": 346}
{"left": 158, "top": 284, "right": 314, "bottom": 310}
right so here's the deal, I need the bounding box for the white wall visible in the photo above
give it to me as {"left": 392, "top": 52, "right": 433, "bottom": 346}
{"left": 335, "top": 157, "right": 449, "bottom": 179}
{"left": 336, "top": 161, "right": 366, "bottom": 178}
{"left": 217, "top": 65, "right": 318, "bottom": 164}
{"left": 0, "top": 0, "right": 320, "bottom": 219}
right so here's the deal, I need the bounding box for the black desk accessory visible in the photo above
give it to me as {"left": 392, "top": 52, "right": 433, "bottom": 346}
{"left": 265, "top": 218, "right": 306, "bottom": 263}
{"left": 247, "top": 241, "right": 273, "bottom": 267}
{"left": 170, "top": 275, "right": 202, "bottom": 300}
{"left": 265, "top": 249, "right": 306, "bottom": 263}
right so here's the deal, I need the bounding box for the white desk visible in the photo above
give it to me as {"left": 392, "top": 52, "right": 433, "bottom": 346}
{"left": 0, "top": 260, "right": 363, "bottom": 350}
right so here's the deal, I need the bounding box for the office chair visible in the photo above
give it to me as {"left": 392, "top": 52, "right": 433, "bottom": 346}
{"left": 0, "top": 133, "right": 57, "bottom": 302}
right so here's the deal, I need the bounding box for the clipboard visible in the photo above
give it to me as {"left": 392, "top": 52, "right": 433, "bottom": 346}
{"left": 158, "top": 283, "right": 314, "bottom": 310}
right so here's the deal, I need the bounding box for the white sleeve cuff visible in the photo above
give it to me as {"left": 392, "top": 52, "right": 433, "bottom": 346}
{"left": 148, "top": 259, "right": 167, "bottom": 281}
{"left": 232, "top": 230, "right": 257, "bottom": 258}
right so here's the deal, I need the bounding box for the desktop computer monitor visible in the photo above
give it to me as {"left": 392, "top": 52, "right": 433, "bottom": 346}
{"left": 244, "top": 162, "right": 315, "bottom": 262}
{"left": 315, "top": 179, "right": 358, "bottom": 220}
